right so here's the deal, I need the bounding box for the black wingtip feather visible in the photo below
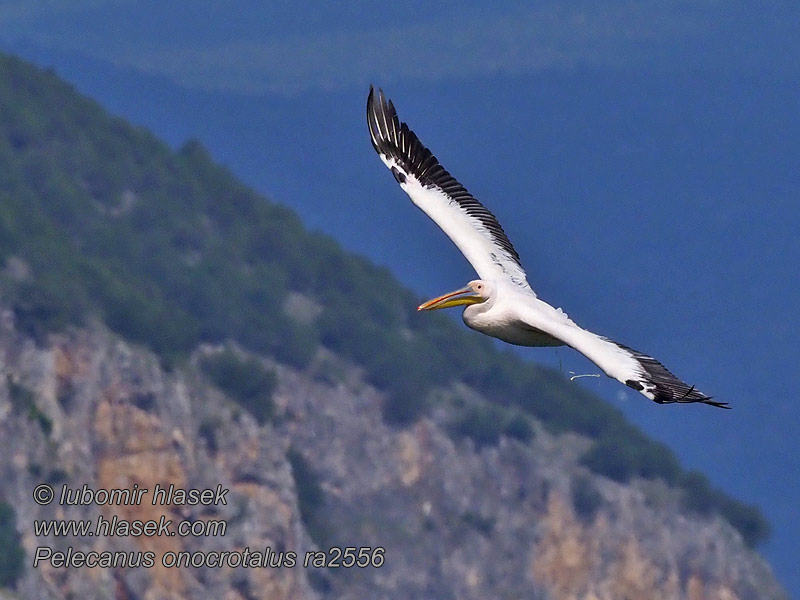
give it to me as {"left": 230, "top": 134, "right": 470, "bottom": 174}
{"left": 618, "top": 343, "right": 728, "bottom": 409}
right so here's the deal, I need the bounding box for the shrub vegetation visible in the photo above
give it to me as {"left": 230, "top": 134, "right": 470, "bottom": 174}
{"left": 199, "top": 350, "right": 276, "bottom": 425}
{"left": 0, "top": 501, "right": 24, "bottom": 588}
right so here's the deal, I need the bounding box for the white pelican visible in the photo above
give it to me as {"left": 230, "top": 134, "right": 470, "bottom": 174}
{"left": 367, "top": 87, "right": 727, "bottom": 408}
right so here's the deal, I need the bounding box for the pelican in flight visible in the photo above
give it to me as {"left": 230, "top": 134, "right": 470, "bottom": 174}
{"left": 367, "top": 87, "right": 727, "bottom": 408}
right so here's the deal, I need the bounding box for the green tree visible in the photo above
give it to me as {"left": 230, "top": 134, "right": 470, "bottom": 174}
{"left": 0, "top": 502, "right": 24, "bottom": 588}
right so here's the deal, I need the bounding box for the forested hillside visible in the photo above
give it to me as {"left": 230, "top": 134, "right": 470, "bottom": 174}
{"left": 0, "top": 49, "right": 768, "bottom": 565}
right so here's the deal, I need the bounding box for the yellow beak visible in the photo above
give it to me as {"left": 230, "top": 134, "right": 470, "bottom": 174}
{"left": 417, "top": 286, "right": 483, "bottom": 311}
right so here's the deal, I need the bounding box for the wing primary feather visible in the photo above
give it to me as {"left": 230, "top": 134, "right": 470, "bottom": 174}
{"left": 617, "top": 342, "right": 729, "bottom": 408}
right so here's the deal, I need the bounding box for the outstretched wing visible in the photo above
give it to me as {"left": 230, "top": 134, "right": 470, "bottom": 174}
{"left": 367, "top": 86, "right": 531, "bottom": 291}
{"left": 515, "top": 299, "right": 728, "bottom": 408}
{"left": 508, "top": 298, "right": 730, "bottom": 408}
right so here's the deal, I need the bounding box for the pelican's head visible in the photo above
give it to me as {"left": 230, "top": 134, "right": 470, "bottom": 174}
{"left": 417, "top": 280, "right": 491, "bottom": 311}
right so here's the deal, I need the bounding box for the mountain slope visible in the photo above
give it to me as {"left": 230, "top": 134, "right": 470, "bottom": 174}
{"left": 0, "top": 52, "right": 783, "bottom": 598}
{"left": 0, "top": 319, "right": 787, "bottom": 599}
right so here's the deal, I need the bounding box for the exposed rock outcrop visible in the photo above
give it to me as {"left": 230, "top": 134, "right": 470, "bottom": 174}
{"left": 0, "top": 313, "right": 787, "bottom": 599}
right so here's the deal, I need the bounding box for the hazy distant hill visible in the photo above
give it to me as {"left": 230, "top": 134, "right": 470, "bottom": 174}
{"left": 0, "top": 52, "right": 786, "bottom": 599}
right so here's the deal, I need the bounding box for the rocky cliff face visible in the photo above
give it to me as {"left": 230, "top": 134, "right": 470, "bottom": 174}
{"left": 0, "top": 310, "right": 787, "bottom": 600}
